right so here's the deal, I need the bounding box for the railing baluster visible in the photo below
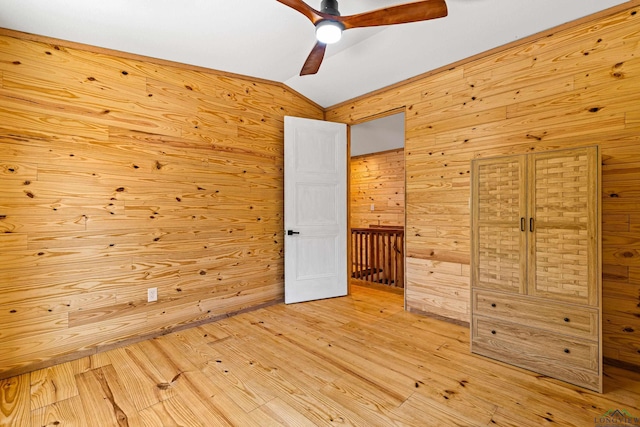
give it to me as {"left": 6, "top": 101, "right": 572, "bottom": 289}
{"left": 358, "top": 231, "right": 362, "bottom": 280}
{"left": 393, "top": 232, "right": 399, "bottom": 286}
{"left": 371, "top": 232, "right": 375, "bottom": 283}
{"left": 356, "top": 231, "right": 360, "bottom": 280}
{"left": 387, "top": 233, "right": 391, "bottom": 285}
{"left": 383, "top": 233, "right": 388, "bottom": 284}
{"left": 399, "top": 232, "right": 404, "bottom": 288}
{"left": 352, "top": 231, "right": 357, "bottom": 279}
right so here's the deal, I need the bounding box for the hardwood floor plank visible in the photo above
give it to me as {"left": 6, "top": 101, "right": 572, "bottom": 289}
{"left": 75, "top": 365, "right": 140, "bottom": 427}
{"left": 137, "top": 397, "right": 204, "bottom": 427}
{"left": 319, "top": 376, "right": 413, "bottom": 426}
{"left": 391, "top": 393, "right": 476, "bottom": 427}
{"left": 101, "top": 347, "right": 165, "bottom": 412}
{"left": 30, "top": 364, "right": 78, "bottom": 411}
{"left": 30, "top": 395, "right": 88, "bottom": 427}
{"left": 178, "top": 369, "right": 262, "bottom": 427}
{"left": 0, "top": 374, "right": 30, "bottom": 427}
{"left": 247, "top": 397, "right": 318, "bottom": 427}
{"left": 30, "top": 356, "right": 95, "bottom": 410}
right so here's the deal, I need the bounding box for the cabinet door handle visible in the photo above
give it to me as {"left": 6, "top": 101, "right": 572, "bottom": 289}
{"left": 564, "top": 317, "right": 570, "bottom": 323}
{"left": 529, "top": 218, "right": 535, "bottom": 232}
{"left": 564, "top": 348, "right": 570, "bottom": 354}
{"left": 491, "top": 330, "right": 496, "bottom": 335}
{"left": 520, "top": 217, "right": 525, "bottom": 232}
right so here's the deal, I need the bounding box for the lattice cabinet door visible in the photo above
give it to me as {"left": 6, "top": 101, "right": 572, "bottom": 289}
{"left": 471, "top": 155, "right": 528, "bottom": 294}
{"left": 527, "top": 147, "right": 600, "bottom": 306}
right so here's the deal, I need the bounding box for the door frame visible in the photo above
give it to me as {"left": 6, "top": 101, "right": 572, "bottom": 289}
{"left": 344, "top": 107, "right": 407, "bottom": 306}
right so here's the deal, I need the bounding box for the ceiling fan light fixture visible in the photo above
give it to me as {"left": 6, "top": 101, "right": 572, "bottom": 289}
{"left": 315, "top": 20, "right": 344, "bottom": 44}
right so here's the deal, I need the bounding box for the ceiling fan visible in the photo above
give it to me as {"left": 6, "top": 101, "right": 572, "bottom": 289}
{"left": 276, "top": 0, "right": 448, "bottom": 76}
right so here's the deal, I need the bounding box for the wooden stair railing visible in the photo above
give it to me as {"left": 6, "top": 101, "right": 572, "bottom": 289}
{"left": 351, "top": 226, "right": 404, "bottom": 288}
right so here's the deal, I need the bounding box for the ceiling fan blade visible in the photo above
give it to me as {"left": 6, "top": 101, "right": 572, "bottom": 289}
{"left": 276, "top": 0, "right": 324, "bottom": 24}
{"left": 338, "top": 0, "right": 448, "bottom": 30}
{"left": 300, "top": 42, "right": 327, "bottom": 76}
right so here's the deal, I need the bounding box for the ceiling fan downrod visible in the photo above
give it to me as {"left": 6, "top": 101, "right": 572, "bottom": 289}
{"left": 320, "top": 0, "right": 340, "bottom": 16}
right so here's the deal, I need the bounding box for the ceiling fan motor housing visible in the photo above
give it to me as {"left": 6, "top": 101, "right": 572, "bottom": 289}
{"left": 321, "top": 0, "right": 340, "bottom": 16}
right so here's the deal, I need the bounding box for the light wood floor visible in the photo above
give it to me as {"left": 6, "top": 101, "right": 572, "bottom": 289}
{"left": 2, "top": 284, "right": 639, "bottom": 426}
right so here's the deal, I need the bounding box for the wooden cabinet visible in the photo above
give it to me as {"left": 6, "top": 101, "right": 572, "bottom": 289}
{"left": 470, "top": 147, "right": 601, "bottom": 392}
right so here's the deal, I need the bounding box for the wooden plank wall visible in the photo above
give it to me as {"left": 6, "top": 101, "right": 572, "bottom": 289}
{"left": 0, "top": 31, "right": 323, "bottom": 378}
{"left": 328, "top": 3, "right": 640, "bottom": 367}
{"left": 350, "top": 148, "right": 405, "bottom": 228}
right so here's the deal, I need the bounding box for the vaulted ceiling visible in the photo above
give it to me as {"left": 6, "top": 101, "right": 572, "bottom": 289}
{"left": 0, "top": 0, "right": 629, "bottom": 107}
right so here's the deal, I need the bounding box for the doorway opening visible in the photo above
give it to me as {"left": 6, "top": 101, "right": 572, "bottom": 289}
{"left": 349, "top": 111, "right": 406, "bottom": 295}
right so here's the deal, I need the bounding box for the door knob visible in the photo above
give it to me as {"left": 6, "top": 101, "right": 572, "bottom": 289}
{"left": 287, "top": 230, "right": 300, "bottom": 236}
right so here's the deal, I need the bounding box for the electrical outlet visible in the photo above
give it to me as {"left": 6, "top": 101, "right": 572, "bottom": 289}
{"left": 147, "top": 287, "right": 158, "bottom": 302}
{"left": 370, "top": 203, "right": 375, "bottom": 211}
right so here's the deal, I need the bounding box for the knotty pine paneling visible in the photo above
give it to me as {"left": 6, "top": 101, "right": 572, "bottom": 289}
{"left": 0, "top": 31, "right": 323, "bottom": 378}
{"left": 350, "top": 149, "right": 405, "bottom": 228}
{"left": 327, "top": 3, "right": 640, "bottom": 367}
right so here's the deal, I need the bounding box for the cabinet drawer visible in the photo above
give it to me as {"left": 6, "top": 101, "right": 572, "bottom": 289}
{"left": 472, "top": 315, "right": 600, "bottom": 391}
{"left": 473, "top": 290, "right": 598, "bottom": 341}
{"left": 473, "top": 315, "right": 598, "bottom": 370}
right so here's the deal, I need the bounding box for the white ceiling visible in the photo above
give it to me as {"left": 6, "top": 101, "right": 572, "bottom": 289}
{"left": 0, "top": 0, "right": 629, "bottom": 107}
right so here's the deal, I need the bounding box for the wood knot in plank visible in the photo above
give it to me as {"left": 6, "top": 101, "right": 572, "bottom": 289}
{"left": 157, "top": 372, "right": 182, "bottom": 389}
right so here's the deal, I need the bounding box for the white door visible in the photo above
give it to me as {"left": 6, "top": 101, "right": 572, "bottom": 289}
{"left": 284, "top": 116, "right": 347, "bottom": 304}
